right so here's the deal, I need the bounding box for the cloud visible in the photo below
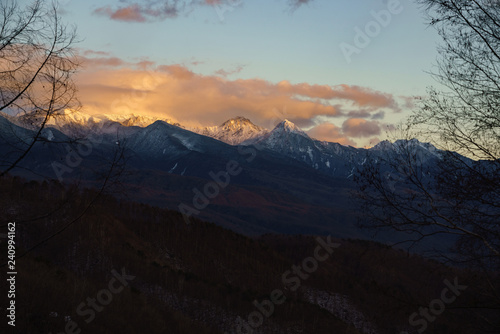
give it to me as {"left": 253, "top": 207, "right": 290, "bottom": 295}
{"left": 94, "top": 0, "right": 314, "bottom": 22}
{"left": 275, "top": 82, "right": 398, "bottom": 109}
{"left": 94, "top": 4, "right": 148, "bottom": 22}
{"left": 80, "top": 55, "right": 126, "bottom": 68}
{"left": 73, "top": 56, "right": 399, "bottom": 145}
{"left": 365, "top": 137, "right": 381, "bottom": 149}
{"left": 190, "top": 60, "right": 205, "bottom": 66}
{"left": 214, "top": 65, "right": 244, "bottom": 78}
{"left": 93, "top": 1, "right": 191, "bottom": 22}
{"left": 347, "top": 110, "right": 371, "bottom": 118}
{"left": 288, "top": 0, "right": 314, "bottom": 11}
{"left": 371, "top": 111, "right": 385, "bottom": 120}
{"left": 78, "top": 52, "right": 159, "bottom": 70}
{"left": 342, "top": 118, "right": 381, "bottom": 138}
{"left": 400, "top": 95, "right": 418, "bottom": 110}
{"left": 307, "top": 122, "right": 357, "bottom": 146}
{"left": 92, "top": 0, "right": 241, "bottom": 22}
{"left": 307, "top": 118, "right": 385, "bottom": 146}
{"left": 81, "top": 50, "right": 111, "bottom": 57}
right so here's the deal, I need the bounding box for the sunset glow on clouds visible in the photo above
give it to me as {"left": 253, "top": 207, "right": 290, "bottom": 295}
{"left": 53, "top": 0, "right": 442, "bottom": 147}
{"left": 93, "top": 0, "right": 216, "bottom": 22}
{"left": 75, "top": 52, "right": 405, "bottom": 146}
{"left": 342, "top": 118, "right": 382, "bottom": 138}
{"left": 92, "top": 0, "right": 314, "bottom": 22}
{"left": 307, "top": 122, "right": 357, "bottom": 146}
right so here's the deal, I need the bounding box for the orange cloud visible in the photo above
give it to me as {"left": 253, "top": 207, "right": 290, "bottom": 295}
{"left": 73, "top": 55, "right": 399, "bottom": 146}
{"left": 307, "top": 122, "right": 357, "bottom": 146}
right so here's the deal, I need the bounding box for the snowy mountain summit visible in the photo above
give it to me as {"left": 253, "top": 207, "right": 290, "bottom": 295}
{"left": 15, "top": 110, "right": 175, "bottom": 135}
{"left": 250, "top": 119, "right": 312, "bottom": 149}
{"left": 193, "top": 116, "right": 268, "bottom": 145}
{"left": 3, "top": 108, "right": 447, "bottom": 181}
{"left": 276, "top": 119, "right": 308, "bottom": 136}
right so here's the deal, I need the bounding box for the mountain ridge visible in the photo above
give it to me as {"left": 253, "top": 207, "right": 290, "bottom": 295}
{"left": 191, "top": 116, "right": 268, "bottom": 145}
{"left": 7, "top": 110, "right": 440, "bottom": 155}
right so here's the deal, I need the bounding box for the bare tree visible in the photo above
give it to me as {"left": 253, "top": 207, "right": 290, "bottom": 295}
{"left": 0, "top": 1, "right": 130, "bottom": 263}
{"left": 0, "top": 0, "right": 79, "bottom": 176}
{"left": 355, "top": 0, "right": 500, "bottom": 328}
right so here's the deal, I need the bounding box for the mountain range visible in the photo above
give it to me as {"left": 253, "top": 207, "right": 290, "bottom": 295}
{"left": 13, "top": 110, "right": 267, "bottom": 145}
{"left": 0, "top": 110, "right": 449, "bottom": 245}
{"left": 11, "top": 109, "right": 443, "bottom": 177}
{"left": 2, "top": 110, "right": 477, "bottom": 334}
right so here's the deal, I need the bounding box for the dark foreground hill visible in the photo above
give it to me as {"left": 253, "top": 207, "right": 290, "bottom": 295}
{"left": 1, "top": 177, "right": 497, "bottom": 334}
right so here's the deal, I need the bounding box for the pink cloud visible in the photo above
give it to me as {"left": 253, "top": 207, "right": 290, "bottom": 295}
{"left": 92, "top": 0, "right": 235, "bottom": 23}
{"left": 342, "top": 118, "right": 381, "bottom": 138}
{"left": 275, "top": 82, "right": 397, "bottom": 109}
{"left": 93, "top": 5, "right": 147, "bottom": 22}
{"left": 93, "top": 3, "right": 178, "bottom": 22}
{"left": 79, "top": 55, "right": 126, "bottom": 68}
{"left": 307, "top": 122, "right": 357, "bottom": 146}
{"left": 111, "top": 4, "right": 147, "bottom": 22}
{"left": 93, "top": 0, "right": 312, "bottom": 22}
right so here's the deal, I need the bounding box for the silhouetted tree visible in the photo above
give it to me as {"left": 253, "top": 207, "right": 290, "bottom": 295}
{"left": 0, "top": 1, "right": 128, "bottom": 262}
{"left": 356, "top": 1, "right": 499, "bottom": 330}
{"left": 0, "top": 0, "right": 80, "bottom": 176}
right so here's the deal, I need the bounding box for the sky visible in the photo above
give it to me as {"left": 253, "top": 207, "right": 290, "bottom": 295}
{"left": 55, "top": 0, "right": 442, "bottom": 147}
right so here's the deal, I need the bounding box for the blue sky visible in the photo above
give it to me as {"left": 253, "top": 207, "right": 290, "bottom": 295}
{"left": 56, "top": 0, "right": 442, "bottom": 147}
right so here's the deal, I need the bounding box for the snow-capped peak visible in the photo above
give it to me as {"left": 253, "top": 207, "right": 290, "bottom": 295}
{"left": 53, "top": 109, "right": 93, "bottom": 125}
{"left": 371, "top": 140, "right": 394, "bottom": 151}
{"left": 220, "top": 116, "right": 261, "bottom": 132}
{"left": 94, "top": 113, "right": 174, "bottom": 127}
{"left": 273, "top": 119, "right": 308, "bottom": 137}
{"left": 16, "top": 109, "right": 175, "bottom": 129}
{"left": 372, "top": 138, "right": 438, "bottom": 153}
{"left": 12, "top": 110, "right": 179, "bottom": 140}
{"left": 371, "top": 138, "right": 441, "bottom": 160}
{"left": 191, "top": 116, "right": 268, "bottom": 145}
